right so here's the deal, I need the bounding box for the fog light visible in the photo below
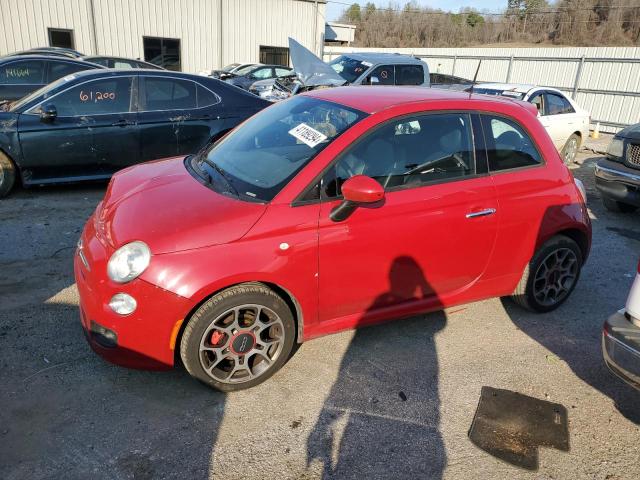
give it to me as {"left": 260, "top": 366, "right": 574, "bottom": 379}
{"left": 109, "top": 293, "right": 137, "bottom": 315}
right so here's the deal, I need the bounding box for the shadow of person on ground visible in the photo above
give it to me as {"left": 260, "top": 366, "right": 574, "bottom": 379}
{"left": 306, "top": 256, "right": 447, "bottom": 480}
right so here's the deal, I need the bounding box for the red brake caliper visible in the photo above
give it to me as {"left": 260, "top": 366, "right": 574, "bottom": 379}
{"left": 210, "top": 330, "right": 225, "bottom": 346}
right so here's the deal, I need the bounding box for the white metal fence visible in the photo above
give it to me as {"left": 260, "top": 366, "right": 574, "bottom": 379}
{"left": 324, "top": 46, "right": 640, "bottom": 134}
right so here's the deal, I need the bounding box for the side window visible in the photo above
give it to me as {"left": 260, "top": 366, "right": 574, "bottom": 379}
{"left": 113, "top": 60, "right": 137, "bottom": 69}
{"left": 48, "top": 61, "right": 92, "bottom": 82}
{"left": 529, "top": 93, "right": 543, "bottom": 114}
{"left": 324, "top": 113, "right": 475, "bottom": 198}
{"left": 0, "top": 60, "right": 45, "bottom": 84}
{"left": 142, "top": 77, "right": 197, "bottom": 110}
{"left": 47, "top": 77, "right": 133, "bottom": 116}
{"left": 252, "top": 68, "right": 274, "bottom": 80}
{"left": 196, "top": 84, "right": 220, "bottom": 108}
{"left": 367, "top": 65, "right": 395, "bottom": 85}
{"left": 482, "top": 115, "right": 542, "bottom": 172}
{"left": 544, "top": 92, "right": 575, "bottom": 115}
{"left": 395, "top": 65, "right": 423, "bottom": 86}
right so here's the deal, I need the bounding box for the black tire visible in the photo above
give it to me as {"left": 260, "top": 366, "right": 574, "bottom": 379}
{"left": 561, "top": 133, "right": 580, "bottom": 165}
{"left": 0, "top": 151, "right": 16, "bottom": 198}
{"left": 602, "top": 196, "right": 638, "bottom": 213}
{"left": 511, "top": 235, "right": 583, "bottom": 313}
{"left": 180, "top": 283, "right": 296, "bottom": 392}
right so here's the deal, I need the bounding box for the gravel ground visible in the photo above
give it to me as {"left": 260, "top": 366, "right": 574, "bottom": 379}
{"left": 1, "top": 151, "right": 639, "bottom": 480}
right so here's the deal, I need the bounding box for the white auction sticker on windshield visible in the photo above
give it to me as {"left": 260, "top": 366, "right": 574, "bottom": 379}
{"left": 361, "top": 61, "right": 373, "bottom": 67}
{"left": 288, "top": 123, "right": 327, "bottom": 148}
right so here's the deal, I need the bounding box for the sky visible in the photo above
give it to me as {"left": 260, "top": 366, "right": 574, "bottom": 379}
{"left": 325, "top": 0, "right": 509, "bottom": 21}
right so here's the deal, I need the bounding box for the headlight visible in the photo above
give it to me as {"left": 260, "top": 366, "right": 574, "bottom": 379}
{"left": 607, "top": 138, "right": 624, "bottom": 158}
{"left": 107, "top": 241, "right": 151, "bottom": 283}
{"left": 252, "top": 84, "right": 270, "bottom": 92}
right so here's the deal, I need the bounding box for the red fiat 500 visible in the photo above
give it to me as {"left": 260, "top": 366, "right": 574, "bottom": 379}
{"left": 75, "top": 87, "right": 591, "bottom": 391}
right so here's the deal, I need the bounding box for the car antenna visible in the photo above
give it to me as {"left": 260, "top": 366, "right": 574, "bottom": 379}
{"left": 468, "top": 60, "right": 482, "bottom": 98}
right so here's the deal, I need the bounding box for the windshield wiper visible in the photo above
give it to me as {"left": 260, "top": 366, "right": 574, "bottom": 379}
{"left": 196, "top": 154, "right": 240, "bottom": 198}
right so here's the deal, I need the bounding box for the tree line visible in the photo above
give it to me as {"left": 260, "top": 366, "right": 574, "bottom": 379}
{"left": 338, "top": 1, "right": 640, "bottom": 47}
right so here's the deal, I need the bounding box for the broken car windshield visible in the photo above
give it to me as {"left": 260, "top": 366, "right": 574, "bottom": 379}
{"left": 329, "top": 56, "right": 369, "bottom": 83}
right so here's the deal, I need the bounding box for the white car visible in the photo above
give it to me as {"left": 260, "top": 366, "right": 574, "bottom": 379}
{"left": 472, "top": 83, "right": 590, "bottom": 164}
{"left": 603, "top": 260, "right": 640, "bottom": 390}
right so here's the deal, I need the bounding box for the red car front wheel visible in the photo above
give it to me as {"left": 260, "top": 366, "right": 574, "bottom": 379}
{"left": 180, "top": 283, "right": 296, "bottom": 392}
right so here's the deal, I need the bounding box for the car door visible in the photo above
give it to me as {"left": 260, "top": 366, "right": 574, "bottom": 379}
{"left": 18, "top": 75, "right": 137, "bottom": 179}
{"left": 535, "top": 91, "right": 577, "bottom": 149}
{"left": 0, "top": 59, "right": 46, "bottom": 101}
{"left": 363, "top": 64, "right": 395, "bottom": 85}
{"left": 317, "top": 112, "right": 498, "bottom": 325}
{"left": 138, "top": 75, "right": 220, "bottom": 161}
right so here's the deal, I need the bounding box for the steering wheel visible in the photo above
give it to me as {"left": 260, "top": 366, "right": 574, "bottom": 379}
{"left": 405, "top": 152, "right": 468, "bottom": 176}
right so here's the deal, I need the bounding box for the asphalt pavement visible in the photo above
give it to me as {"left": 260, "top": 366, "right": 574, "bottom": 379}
{"left": 1, "top": 151, "right": 639, "bottom": 480}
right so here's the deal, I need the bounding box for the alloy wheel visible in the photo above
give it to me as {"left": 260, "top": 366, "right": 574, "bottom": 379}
{"left": 198, "top": 304, "right": 285, "bottom": 384}
{"left": 532, "top": 248, "right": 579, "bottom": 307}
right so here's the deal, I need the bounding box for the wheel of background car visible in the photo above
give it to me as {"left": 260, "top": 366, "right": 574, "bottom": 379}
{"left": 511, "top": 235, "right": 582, "bottom": 313}
{"left": 0, "top": 151, "right": 16, "bottom": 198}
{"left": 561, "top": 133, "right": 580, "bottom": 165}
{"left": 180, "top": 283, "right": 296, "bottom": 392}
{"left": 602, "top": 196, "right": 638, "bottom": 214}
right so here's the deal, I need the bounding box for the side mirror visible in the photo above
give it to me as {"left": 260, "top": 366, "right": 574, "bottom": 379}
{"left": 330, "top": 175, "right": 384, "bottom": 222}
{"left": 40, "top": 104, "right": 57, "bottom": 122}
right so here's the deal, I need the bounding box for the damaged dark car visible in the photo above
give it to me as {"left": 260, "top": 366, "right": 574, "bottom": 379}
{"left": 0, "top": 69, "right": 270, "bottom": 197}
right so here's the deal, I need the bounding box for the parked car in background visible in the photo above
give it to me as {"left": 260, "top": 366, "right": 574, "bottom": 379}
{"left": 430, "top": 73, "right": 473, "bottom": 90}
{"left": 82, "top": 56, "right": 164, "bottom": 70}
{"left": 469, "top": 83, "right": 590, "bottom": 164}
{"left": 5, "top": 47, "right": 84, "bottom": 59}
{"left": 248, "top": 72, "right": 297, "bottom": 98}
{"left": 75, "top": 87, "right": 590, "bottom": 391}
{"left": 256, "top": 38, "right": 431, "bottom": 102}
{"left": 224, "top": 64, "right": 293, "bottom": 90}
{"left": 594, "top": 123, "right": 640, "bottom": 213}
{"left": 200, "top": 63, "right": 257, "bottom": 80}
{"left": 0, "top": 55, "right": 103, "bottom": 102}
{"left": 603, "top": 259, "right": 640, "bottom": 390}
{"left": 0, "top": 69, "right": 270, "bottom": 197}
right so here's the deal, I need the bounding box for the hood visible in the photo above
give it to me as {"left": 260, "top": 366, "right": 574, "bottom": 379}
{"left": 96, "top": 157, "right": 267, "bottom": 255}
{"left": 289, "top": 37, "right": 346, "bottom": 88}
{"left": 616, "top": 123, "right": 640, "bottom": 141}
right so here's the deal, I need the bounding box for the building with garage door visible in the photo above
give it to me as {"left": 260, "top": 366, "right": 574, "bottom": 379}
{"left": 0, "top": 0, "right": 326, "bottom": 72}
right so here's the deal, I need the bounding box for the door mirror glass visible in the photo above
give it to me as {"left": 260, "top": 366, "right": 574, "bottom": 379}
{"left": 40, "top": 103, "right": 57, "bottom": 122}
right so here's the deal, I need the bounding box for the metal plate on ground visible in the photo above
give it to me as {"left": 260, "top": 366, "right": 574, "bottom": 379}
{"left": 468, "top": 386, "right": 569, "bottom": 470}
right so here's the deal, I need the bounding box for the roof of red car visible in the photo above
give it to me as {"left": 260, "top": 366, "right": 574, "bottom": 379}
{"left": 304, "top": 85, "right": 535, "bottom": 115}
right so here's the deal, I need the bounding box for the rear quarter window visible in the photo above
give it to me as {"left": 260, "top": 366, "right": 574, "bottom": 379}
{"left": 482, "top": 115, "right": 542, "bottom": 172}
{"left": 395, "top": 65, "right": 424, "bottom": 85}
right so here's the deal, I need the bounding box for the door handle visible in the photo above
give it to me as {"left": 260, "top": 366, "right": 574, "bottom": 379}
{"left": 466, "top": 208, "right": 496, "bottom": 219}
{"left": 111, "top": 119, "right": 133, "bottom": 127}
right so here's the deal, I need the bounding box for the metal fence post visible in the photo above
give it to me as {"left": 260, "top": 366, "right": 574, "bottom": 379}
{"left": 506, "top": 55, "right": 514, "bottom": 82}
{"left": 573, "top": 56, "right": 585, "bottom": 98}
{"left": 452, "top": 55, "right": 457, "bottom": 76}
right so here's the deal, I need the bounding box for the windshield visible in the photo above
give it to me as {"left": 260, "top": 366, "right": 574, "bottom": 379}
{"left": 222, "top": 63, "right": 240, "bottom": 72}
{"left": 197, "top": 96, "right": 367, "bottom": 202}
{"left": 329, "top": 56, "right": 369, "bottom": 83}
{"left": 9, "top": 76, "right": 74, "bottom": 112}
{"left": 233, "top": 64, "right": 259, "bottom": 76}
{"left": 472, "top": 88, "right": 526, "bottom": 100}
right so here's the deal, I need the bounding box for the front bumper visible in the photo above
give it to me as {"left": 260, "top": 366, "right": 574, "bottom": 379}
{"left": 75, "top": 216, "right": 193, "bottom": 370}
{"left": 595, "top": 159, "right": 640, "bottom": 207}
{"left": 603, "top": 310, "right": 640, "bottom": 390}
